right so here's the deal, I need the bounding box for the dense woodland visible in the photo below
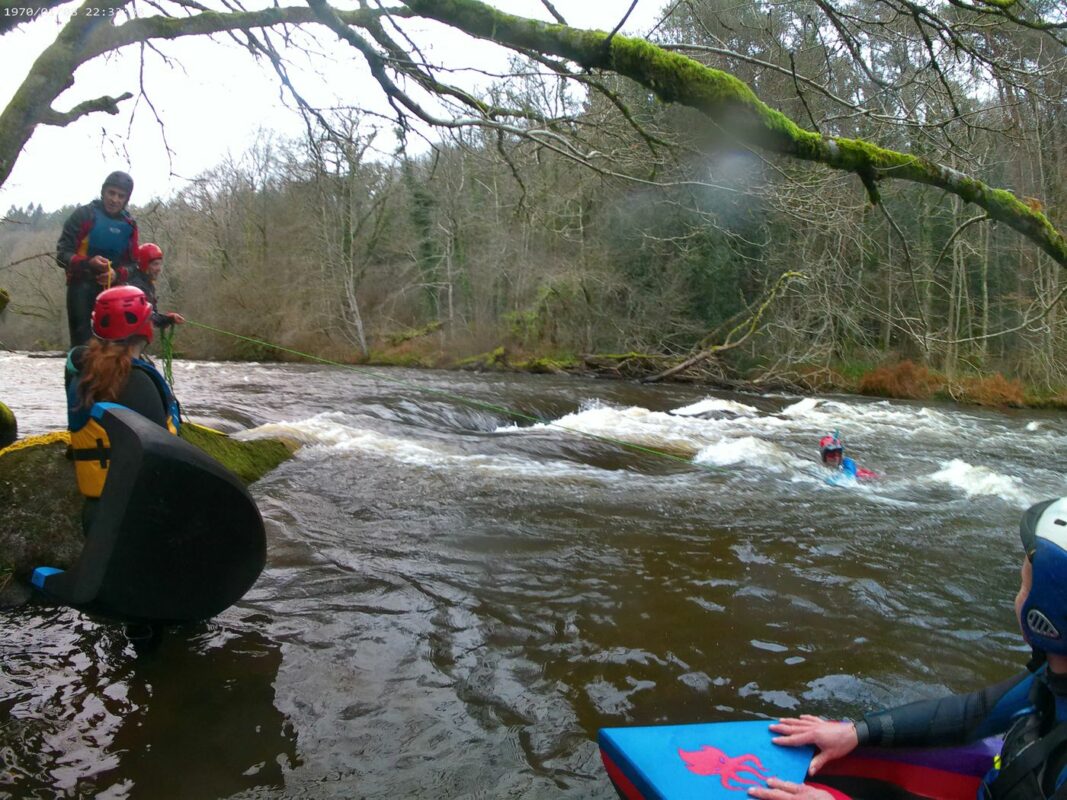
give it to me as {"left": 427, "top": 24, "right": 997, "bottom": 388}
{"left": 1, "top": 0, "right": 1065, "bottom": 394}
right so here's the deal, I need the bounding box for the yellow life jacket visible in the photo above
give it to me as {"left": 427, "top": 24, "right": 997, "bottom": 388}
{"left": 70, "top": 415, "right": 113, "bottom": 498}
{"left": 67, "top": 351, "right": 180, "bottom": 498}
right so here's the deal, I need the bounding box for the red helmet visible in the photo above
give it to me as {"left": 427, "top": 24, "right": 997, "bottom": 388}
{"left": 138, "top": 242, "right": 163, "bottom": 273}
{"left": 819, "top": 433, "right": 844, "bottom": 461}
{"left": 92, "top": 285, "right": 154, "bottom": 343}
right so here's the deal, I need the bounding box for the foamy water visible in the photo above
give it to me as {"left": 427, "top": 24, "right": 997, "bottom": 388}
{"left": 232, "top": 392, "right": 1060, "bottom": 506}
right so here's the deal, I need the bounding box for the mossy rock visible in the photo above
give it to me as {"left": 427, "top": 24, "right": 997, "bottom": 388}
{"left": 456, "top": 347, "right": 509, "bottom": 371}
{"left": 0, "top": 287, "right": 9, "bottom": 314}
{"left": 0, "top": 401, "right": 16, "bottom": 448}
{"left": 512, "top": 355, "right": 581, "bottom": 374}
{"left": 0, "top": 434, "right": 83, "bottom": 606}
{"left": 386, "top": 320, "right": 443, "bottom": 346}
{"left": 178, "top": 423, "right": 295, "bottom": 485}
{"left": 0, "top": 424, "right": 295, "bottom": 607}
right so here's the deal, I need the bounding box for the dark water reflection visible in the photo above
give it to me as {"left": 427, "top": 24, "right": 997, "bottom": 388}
{"left": 1, "top": 353, "right": 1064, "bottom": 797}
{"left": 1, "top": 605, "right": 296, "bottom": 799}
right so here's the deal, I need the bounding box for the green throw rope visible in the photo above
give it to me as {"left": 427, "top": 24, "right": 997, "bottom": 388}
{"left": 160, "top": 326, "right": 175, "bottom": 387}
{"left": 180, "top": 319, "right": 716, "bottom": 471}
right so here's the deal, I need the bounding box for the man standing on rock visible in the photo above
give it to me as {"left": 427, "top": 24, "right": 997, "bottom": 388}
{"left": 55, "top": 171, "right": 140, "bottom": 347}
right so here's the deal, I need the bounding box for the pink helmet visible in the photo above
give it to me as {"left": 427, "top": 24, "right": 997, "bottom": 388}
{"left": 819, "top": 433, "right": 844, "bottom": 462}
{"left": 92, "top": 285, "right": 154, "bottom": 343}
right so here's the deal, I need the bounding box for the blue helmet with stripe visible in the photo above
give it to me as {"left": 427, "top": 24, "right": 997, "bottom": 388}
{"left": 1020, "top": 498, "right": 1067, "bottom": 655}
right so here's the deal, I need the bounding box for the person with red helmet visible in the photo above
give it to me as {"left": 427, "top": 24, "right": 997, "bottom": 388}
{"left": 819, "top": 431, "right": 876, "bottom": 481}
{"left": 65, "top": 285, "right": 180, "bottom": 503}
{"left": 56, "top": 171, "right": 140, "bottom": 346}
{"left": 128, "top": 242, "right": 185, "bottom": 330}
{"left": 137, "top": 242, "right": 163, "bottom": 274}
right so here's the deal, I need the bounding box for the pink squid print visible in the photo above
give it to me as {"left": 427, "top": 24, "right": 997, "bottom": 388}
{"left": 678, "top": 745, "right": 771, "bottom": 790}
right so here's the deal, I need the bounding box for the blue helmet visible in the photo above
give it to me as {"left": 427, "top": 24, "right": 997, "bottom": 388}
{"left": 1020, "top": 498, "right": 1067, "bottom": 655}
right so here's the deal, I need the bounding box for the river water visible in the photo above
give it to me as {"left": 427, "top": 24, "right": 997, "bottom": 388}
{"left": 2, "top": 351, "right": 1066, "bottom": 799}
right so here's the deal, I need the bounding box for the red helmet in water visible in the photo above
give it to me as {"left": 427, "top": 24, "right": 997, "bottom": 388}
{"left": 92, "top": 285, "right": 154, "bottom": 343}
{"left": 819, "top": 433, "right": 844, "bottom": 462}
{"left": 137, "top": 242, "right": 163, "bottom": 273}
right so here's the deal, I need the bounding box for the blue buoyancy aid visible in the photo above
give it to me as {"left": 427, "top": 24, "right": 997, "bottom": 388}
{"left": 79, "top": 205, "right": 135, "bottom": 264}
{"left": 982, "top": 668, "right": 1067, "bottom": 799}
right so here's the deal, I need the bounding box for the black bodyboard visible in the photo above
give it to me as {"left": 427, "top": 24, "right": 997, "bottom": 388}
{"left": 39, "top": 405, "right": 266, "bottom": 623}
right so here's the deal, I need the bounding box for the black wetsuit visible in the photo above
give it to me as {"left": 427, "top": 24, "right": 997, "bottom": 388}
{"left": 67, "top": 348, "right": 168, "bottom": 427}
{"left": 126, "top": 271, "right": 174, "bottom": 331}
{"left": 67, "top": 348, "right": 170, "bottom": 531}
{"left": 847, "top": 659, "right": 1067, "bottom": 797}
{"left": 55, "top": 200, "right": 139, "bottom": 347}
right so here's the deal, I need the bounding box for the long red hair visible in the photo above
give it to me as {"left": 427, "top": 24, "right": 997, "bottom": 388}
{"left": 77, "top": 338, "right": 135, "bottom": 408}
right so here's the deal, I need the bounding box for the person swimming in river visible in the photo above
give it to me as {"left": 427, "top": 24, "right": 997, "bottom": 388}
{"left": 818, "top": 432, "right": 876, "bottom": 481}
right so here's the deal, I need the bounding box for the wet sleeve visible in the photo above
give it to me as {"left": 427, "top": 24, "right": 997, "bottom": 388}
{"left": 114, "top": 215, "right": 139, "bottom": 281}
{"left": 118, "top": 370, "right": 168, "bottom": 428}
{"left": 857, "top": 669, "right": 1035, "bottom": 748}
{"left": 128, "top": 277, "right": 171, "bottom": 329}
{"left": 56, "top": 206, "right": 91, "bottom": 275}
{"left": 126, "top": 218, "right": 139, "bottom": 270}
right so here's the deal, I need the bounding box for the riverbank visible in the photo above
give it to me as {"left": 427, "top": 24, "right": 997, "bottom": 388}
{"left": 368, "top": 342, "right": 1067, "bottom": 411}
{"left": 9, "top": 342, "right": 1062, "bottom": 411}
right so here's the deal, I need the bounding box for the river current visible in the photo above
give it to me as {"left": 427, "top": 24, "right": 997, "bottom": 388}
{"left": 2, "top": 351, "right": 1065, "bottom": 799}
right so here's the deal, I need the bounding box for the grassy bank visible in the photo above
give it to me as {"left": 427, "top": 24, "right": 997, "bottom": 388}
{"left": 139, "top": 329, "right": 1067, "bottom": 411}
{"left": 367, "top": 341, "right": 1067, "bottom": 410}
{"left": 794, "top": 359, "right": 1067, "bottom": 409}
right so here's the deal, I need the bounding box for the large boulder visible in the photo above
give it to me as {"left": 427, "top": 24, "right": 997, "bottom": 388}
{"left": 0, "top": 424, "right": 295, "bottom": 607}
{"left": 0, "top": 401, "right": 15, "bottom": 448}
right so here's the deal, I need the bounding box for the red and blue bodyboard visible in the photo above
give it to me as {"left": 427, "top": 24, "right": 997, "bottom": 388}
{"left": 816, "top": 737, "right": 1000, "bottom": 799}
{"left": 599, "top": 719, "right": 1000, "bottom": 800}
{"left": 598, "top": 720, "right": 814, "bottom": 800}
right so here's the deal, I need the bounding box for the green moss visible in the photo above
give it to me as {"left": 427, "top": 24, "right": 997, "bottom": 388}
{"left": 386, "top": 321, "right": 443, "bottom": 346}
{"left": 0, "top": 426, "right": 293, "bottom": 602}
{"left": 513, "top": 354, "right": 581, "bottom": 374}
{"left": 827, "top": 137, "right": 918, "bottom": 172}
{"left": 0, "top": 401, "right": 15, "bottom": 448}
{"left": 598, "top": 351, "right": 651, "bottom": 360}
{"left": 0, "top": 439, "right": 83, "bottom": 602}
{"left": 456, "top": 347, "right": 509, "bottom": 371}
{"left": 178, "top": 423, "right": 294, "bottom": 485}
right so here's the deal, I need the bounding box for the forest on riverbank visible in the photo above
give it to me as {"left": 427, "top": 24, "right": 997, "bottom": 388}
{"left": 1, "top": 0, "right": 1064, "bottom": 407}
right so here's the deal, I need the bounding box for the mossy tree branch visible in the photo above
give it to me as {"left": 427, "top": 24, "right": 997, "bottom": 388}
{"left": 398, "top": 0, "right": 1067, "bottom": 267}
{"left": 0, "top": 0, "right": 70, "bottom": 36}
{"left": 1, "top": 0, "right": 1064, "bottom": 270}
{"left": 37, "top": 93, "right": 134, "bottom": 125}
